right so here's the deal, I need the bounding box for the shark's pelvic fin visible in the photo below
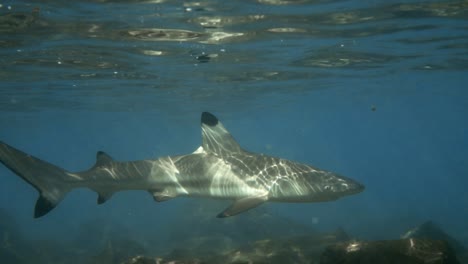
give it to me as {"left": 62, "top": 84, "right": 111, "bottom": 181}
{"left": 217, "top": 194, "right": 268, "bottom": 218}
{"left": 201, "top": 112, "right": 242, "bottom": 156}
{"left": 149, "top": 188, "right": 177, "bottom": 202}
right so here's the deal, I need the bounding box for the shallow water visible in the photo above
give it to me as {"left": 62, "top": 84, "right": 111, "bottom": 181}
{"left": 0, "top": 0, "right": 467, "bottom": 262}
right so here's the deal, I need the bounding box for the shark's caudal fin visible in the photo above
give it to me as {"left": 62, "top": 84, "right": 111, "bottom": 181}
{"left": 0, "top": 141, "right": 72, "bottom": 218}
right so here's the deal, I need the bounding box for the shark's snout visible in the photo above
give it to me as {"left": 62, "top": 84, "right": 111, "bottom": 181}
{"left": 329, "top": 175, "right": 365, "bottom": 196}
{"left": 345, "top": 180, "right": 365, "bottom": 195}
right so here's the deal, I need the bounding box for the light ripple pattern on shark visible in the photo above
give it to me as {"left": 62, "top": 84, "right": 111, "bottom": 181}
{"left": 0, "top": 112, "right": 364, "bottom": 218}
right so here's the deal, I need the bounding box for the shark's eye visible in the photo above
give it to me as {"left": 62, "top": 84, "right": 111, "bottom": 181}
{"left": 324, "top": 185, "right": 331, "bottom": 190}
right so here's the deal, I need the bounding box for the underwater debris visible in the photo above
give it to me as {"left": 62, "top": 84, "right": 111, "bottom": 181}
{"left": 92, "top": 239, "right": 147, "bottom": 264}
{"left": 123, "top": 221, "right": 468, "bottom": 264}
{"left": 195, "top": 54, "right": 211, "bottom": 63}
{"left": 164, "top": 200, "right": 318, "bottom": 256}
{"left": 0, "top": 7, "right": 40, "bottom": 32}
{"left": 0, "top": 209, "right": 26, "bottom": 263}
{"left": 402, "top": 220, "right": 466, "bottom": 255}
{"left": 123, "top": 256, "right": 160, "bottom": 264}
{"left": 123, "top": 228, "right": 350, "bottom": 264}
{"left": 320, "top": 238, "right": 460, "bottom": 264}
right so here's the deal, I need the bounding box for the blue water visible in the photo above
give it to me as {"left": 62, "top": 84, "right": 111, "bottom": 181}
{"left": 1, "top": 0, "right": 467, "bottom": 261}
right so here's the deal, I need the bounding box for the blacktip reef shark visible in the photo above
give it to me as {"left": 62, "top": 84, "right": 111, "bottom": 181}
{"left": 0, "top": 112, "right": 364, "bottom": 218}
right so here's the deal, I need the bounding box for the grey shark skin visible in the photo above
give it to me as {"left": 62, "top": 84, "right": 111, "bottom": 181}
{"left": 0, "top": 112, "right": 364, "bottom": 218}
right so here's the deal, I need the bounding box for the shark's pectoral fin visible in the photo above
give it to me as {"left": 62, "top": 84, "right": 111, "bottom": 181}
{"left": 149, "top": 189, "right": 177, "bottom": 202}
{"left": 97, "top": 192, "right": 114, "bottom": 204}
{"left": 217, "top": 194, "right": 268, "bottom": 218}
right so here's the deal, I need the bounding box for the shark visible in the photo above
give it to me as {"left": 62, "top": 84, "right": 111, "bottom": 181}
{"left": 0, "top": 112, "right": 364, "bottom": 218}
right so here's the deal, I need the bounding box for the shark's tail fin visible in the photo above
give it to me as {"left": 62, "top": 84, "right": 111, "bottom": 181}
{"left": 0, "top": 141, "right": 73, "bottom": 218}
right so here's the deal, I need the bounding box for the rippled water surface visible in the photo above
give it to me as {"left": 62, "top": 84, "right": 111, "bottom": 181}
{"left": 0, "top": 0, "right": 468, "bottom": 262}
{"left": 1, "top": 0, "right": 467, "bottom": 113}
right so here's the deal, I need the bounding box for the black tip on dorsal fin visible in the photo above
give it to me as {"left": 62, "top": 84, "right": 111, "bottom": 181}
{"left": 201, "top": 112, "right": 218, "bottom": 127}
{"left": 95, "top": 151, "right": 113, "bottom": 167}
{"left": 34, "top": 195, "right": 56, "bottom": 218}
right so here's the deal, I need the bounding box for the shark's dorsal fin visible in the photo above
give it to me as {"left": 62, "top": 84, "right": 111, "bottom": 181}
{"left": 93, "top": 152, "right": 115, "bottom": 204}
{"left": 95, "top": 151, "right": 113, "bottom": 167}
{"left": 201, "top": 112, "right": 242, "bottom": 156}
